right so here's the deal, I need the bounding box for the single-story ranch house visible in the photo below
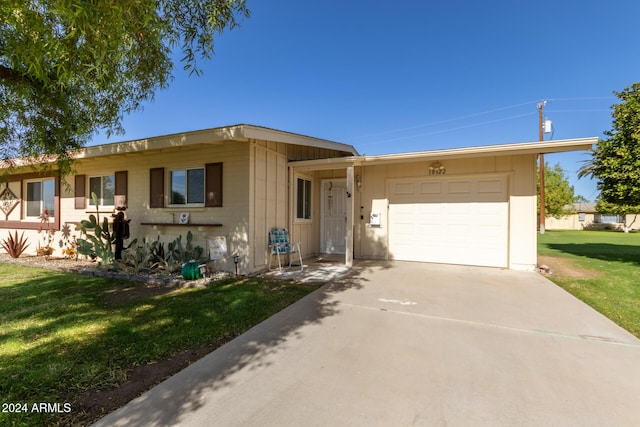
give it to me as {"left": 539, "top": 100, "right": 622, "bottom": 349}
{"left": 0, "top": 124, "right": 595, "bottom": 274}
{"left": 545, "top": 202, "right": 637, "bottom": 231}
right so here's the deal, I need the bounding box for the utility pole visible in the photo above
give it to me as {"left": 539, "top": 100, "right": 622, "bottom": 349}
{"left": 538, "top": 101, "right": 546, "bottom": 234}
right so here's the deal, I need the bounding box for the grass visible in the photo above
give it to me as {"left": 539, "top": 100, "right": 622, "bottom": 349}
{"left": 0, "top": 264, "right": 318, "bottom": 426}
{"left": 538, "top": 230, "right": 640, "bottom": 337}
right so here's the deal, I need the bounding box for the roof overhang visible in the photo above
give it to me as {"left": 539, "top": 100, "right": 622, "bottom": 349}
{"left": 73, "top": 124, "right": 358, "bottom": 160}
{"left": 289, "top": 137, "right": 597, "bottom": 171}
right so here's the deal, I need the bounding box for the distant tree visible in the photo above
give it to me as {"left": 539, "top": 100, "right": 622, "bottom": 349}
{"left": 0, "top": 0, "right": 249, "bottom": 175}
{"left": 538, "top": 162, "right": 577, "bottom": 219}
{"left": 578, "top": 83, "right": 640, "bottom": 232}
{"left": 574, "top": 195, "right": 590, "bottom": 204}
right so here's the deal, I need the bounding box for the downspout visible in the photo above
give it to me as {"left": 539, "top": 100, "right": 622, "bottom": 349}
{"left": 346, "top": 166, "right": 354, "bottom": 267}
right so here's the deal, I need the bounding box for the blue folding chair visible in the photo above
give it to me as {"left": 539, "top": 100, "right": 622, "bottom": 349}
{"left": 268, "top": 228, "right": 303, "bottom": 272}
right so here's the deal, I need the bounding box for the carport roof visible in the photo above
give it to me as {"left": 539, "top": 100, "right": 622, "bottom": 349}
{"left": 289, "top": 137, "right": 597, "bottom": 170}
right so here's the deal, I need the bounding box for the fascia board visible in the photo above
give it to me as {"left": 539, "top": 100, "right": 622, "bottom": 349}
{"left": 289, "top": 137, "right": 597, "bottom": 170}
{"left": 239, "top": 125, "right": 358, "bottom": 155}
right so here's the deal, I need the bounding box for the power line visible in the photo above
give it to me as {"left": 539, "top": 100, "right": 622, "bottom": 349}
{"left": 359, "top": 112, "right": 536, "bottom": 147}
{"left": 547, "top": 96, "right": 615, "bottom": 102}
{"left": 348, "top": 97, "right": 614, "bottom": 144}
{"left": 546, "top": 109, "right": 610, "bottom": 113}
{"left": 347, "top": 100, "right": 540, "bottom": 141}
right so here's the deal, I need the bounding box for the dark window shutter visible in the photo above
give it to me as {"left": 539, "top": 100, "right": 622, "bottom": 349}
{"left": 205, "top": 163, "right": 223, "bottom": 207}
{"left": 74, "top": 175, "right": 86, "bottom": 209}
{"left": 149, "top": 168, "right": 165, "bottom": 208}
{"left": 114, "top": 171, "right": 128, "bottom": 209}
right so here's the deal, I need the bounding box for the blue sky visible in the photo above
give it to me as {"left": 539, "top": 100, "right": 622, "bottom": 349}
{"left": 90, "top": 0, "right": 640, "bottom": 201}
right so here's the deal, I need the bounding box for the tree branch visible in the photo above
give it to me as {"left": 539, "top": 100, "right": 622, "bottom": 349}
{"left": 0, "top": 64, "right": 30, "bottom": 85}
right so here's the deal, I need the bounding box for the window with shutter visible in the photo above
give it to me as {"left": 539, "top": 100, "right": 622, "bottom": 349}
{"left": 205, "top": 163, "right": 223, "bottom": 207}
{"left": 149, "top": 168, "right": 165, "bottom": 208}
{"left": 115, "top": 171, "right": 128, "bottom": 209}
{"left": 89, "top": 175, "right": 115, "bottom": 206}
{"left": 75, "top": 175, "right": 86, "bottom": 209}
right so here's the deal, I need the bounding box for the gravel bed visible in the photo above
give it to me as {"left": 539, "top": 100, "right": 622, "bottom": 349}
{"left": 0, "top": 254, "right": 234, "bottom": 287}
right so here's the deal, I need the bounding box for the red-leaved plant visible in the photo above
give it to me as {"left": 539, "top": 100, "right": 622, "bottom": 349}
{"left": 1, "top": 231, "right": 30, "bottom": 258}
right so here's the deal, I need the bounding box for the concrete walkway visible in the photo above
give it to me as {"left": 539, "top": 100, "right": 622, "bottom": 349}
{"left": 93, "top": 261, "right": 640, "bottom": 426}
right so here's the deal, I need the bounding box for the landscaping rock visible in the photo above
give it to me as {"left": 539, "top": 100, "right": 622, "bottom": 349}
{"left": 0, "top": 254, "right": 234, "bottom": 287}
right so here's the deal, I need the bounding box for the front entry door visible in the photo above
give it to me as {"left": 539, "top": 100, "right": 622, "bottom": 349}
{"left": 321, "top": 179, "right": 347, "bottom": 254}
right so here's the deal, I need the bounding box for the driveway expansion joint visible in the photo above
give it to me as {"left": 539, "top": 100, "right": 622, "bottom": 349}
{"left": 338, "top": 302, "right": 640, "bottom": 349}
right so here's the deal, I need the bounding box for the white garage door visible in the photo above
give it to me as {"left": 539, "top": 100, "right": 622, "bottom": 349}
{"left": 388, "top": 176, "right": 508, "bottom": 268}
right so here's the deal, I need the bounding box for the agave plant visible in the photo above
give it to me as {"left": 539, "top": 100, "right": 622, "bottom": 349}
{"left": 1, "top": 231, "right": 30, "bottom": 258}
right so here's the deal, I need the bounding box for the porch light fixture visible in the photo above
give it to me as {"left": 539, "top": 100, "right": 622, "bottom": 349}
{"left": 356, "top": 175, "right": 362, "bottom": 189}
{"left": 429, "top": 161, "right": 446, "bottom": 175}
{"left": 233, "top": 252, "right": 240, "bottom": 276}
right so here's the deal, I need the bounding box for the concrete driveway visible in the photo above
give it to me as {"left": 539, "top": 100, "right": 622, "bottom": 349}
{"left": 93, "top": 261, "right": 640, "bottom": 426}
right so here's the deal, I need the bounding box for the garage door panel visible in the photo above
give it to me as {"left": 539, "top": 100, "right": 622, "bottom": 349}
{"left": 391, "top": 182, "right": 415, "bottom": 195}
{"left": 419, "top": 182, "right": 442, "bottom": 195}
{"left": 478, "top": 178, "right": 505, "bottom": 193}
{"left": 388, "top": 175, "right": 508, "bottom": 268}
{"left": 417, "top": 203, "right": 442, "bottom": 214}
{"left": 446, "top": 180, "right": 471, "bottom": 194}
{"left": 476, "top": 202, "right": 503, "bottom": 214}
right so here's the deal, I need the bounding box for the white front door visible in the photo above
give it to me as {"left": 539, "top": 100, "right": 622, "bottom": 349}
{"left": 321, "top": 179, "right": 347, "bottom": 254}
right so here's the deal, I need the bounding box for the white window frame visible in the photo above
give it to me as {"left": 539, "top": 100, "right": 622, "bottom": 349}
{"left": 295, "top": 175, "right": 312, "bottom": 222}
{"left": 169, "top": 167, "right": 205, "bottom": 206}
{"left": 24, "top": 178, "right": 55, "bottom": 219}
{"left": 88, "top": 175, "right": 115, "bottom": 207}
{"left": 597, "top": 214, "right": 623, "bottom": 224}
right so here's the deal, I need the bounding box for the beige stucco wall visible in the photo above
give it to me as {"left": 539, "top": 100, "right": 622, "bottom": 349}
{"left": 1, "top": 134, "right": 354, "bottom": 274}
{"left": 249, "top": 139, "right": 354, "bottom": 270}
{"left": 0, "top": 140, "right": 253, "bottom": 273}
{"left": 249, "top": 140, "right": 288, "bottom": 271}
{"left": 351, "top": 153, "right": 538, "bottom": 270}
{"left": 545, "top": 214, "right": 640, "bottom": 231}
{"left": 546, "top": 213, "right": 596, "bottom": 230}
{"left": 0, "top": 176, "right": 62, "bottom": 256}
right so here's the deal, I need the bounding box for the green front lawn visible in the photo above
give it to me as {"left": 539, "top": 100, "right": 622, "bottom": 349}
{"left": 0, "top": 264, "right": 317, "bottom": 426}
{"left": 538, "top": 230, "right": 640, "bottom": 338}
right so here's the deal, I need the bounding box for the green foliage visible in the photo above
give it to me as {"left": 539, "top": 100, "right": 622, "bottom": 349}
{"left": 574, "top": 194, "right": 590, "bottom": 204}
{"left": 119, "top": 233, "right": 205, "bottom": 274}
{"left": 538, "top": 231, "right": 640, "bottom": 337}
{"left": 579, "top": 83, "right": 640, "bottom": 216}
{"left": 120, "top": 236, "right": 168, "bottom": 274}
{"left": 0, "top": 263, "right": 316, "bottom": 425}
{"left": 538, "top": 162, "right": 577, "bottom": 219}
{"left": 0, "top": 231, "right": 30, "bottom": 258}
{"left": 0, "top": 1, "right": 249, "bottom": 174}
{"left": 168, "top": 230, "right": 205, "bottom": 265}
{"left": 77, "top": 192, "right": 115, "bottom": 266}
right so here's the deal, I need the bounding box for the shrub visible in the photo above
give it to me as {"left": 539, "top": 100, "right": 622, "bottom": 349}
{"left": 120, "top": 237, "right": 167, "bottom": 274}
{"left": 77, "top": 193, "right": 115, "bottom": 267}
{"left": 1, "top": 231, "right": 30, "bottom": 258}
{"left": 119, "top": 233, "right": 205, "bottom": 275}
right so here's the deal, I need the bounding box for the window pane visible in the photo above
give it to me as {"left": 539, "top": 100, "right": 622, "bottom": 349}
{"left": 171, "top": 170, "right": 186, "bottom": 204}
{"left": 304, "top": 179, "right": 312, "bottom": 219}
{"left": 89, "top": 177, "right": 101, "bottom": 205}
{"left": 26, "top": 182, "right": 41, "bottom": 217}
{"left": 296, "top": 178, "right": 311, "bottom": 219}
{"left": 43, "top": 179, "right": 55, "bottom": 218}
{"left": 296, "top": 178, "right": 304, "bottom": 219}
{"left": 102, "top": 175, "right": 115, "bottom": 206}
{"left": 187, "top": 169, "right": 204, "bottom": 204}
